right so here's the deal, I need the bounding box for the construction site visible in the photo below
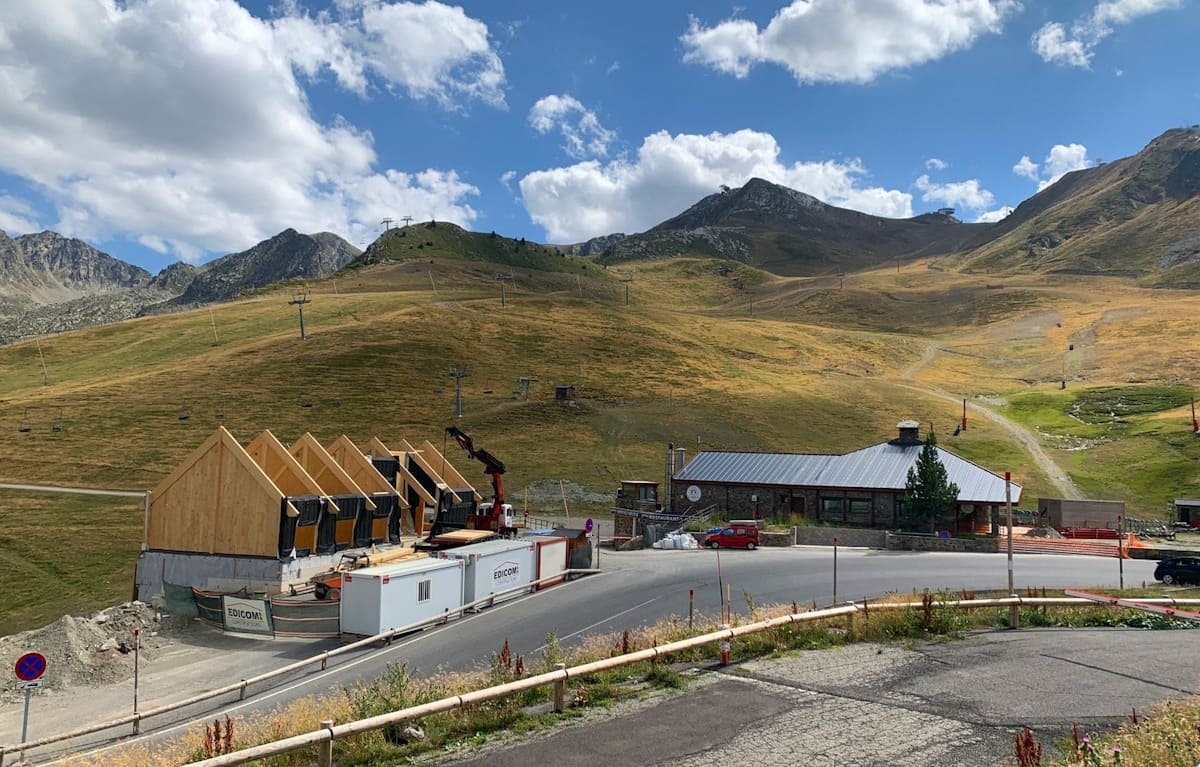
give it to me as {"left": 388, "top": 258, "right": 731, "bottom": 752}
{"left": 134, "top": 426, "right": 595, "bottom": 640}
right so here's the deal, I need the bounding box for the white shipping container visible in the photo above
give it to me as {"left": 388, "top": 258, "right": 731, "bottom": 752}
{"left": 531, "top": 536, "right": 569, "bottom": 590}
{"left": 438, "top": 539, "right": 535, "bottom": 607}
{"left": 339, "top": 557, "right": 463, "bottom": 636}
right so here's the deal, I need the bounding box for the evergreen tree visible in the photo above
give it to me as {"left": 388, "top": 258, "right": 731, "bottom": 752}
{"left": 904, "top": 431, "right": 960, "bottom": 532}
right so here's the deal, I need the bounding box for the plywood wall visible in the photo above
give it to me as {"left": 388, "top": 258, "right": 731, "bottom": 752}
{"left": 148, "top": 427, "right": 296, "bottom": 557}
{"left": 326, "top": 435, "right": 405, "bottom": 502}
{"left": 290, "top": 433, "right": 376, "bottom": 510}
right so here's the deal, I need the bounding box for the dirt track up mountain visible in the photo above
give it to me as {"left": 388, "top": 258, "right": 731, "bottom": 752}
{"left": 897, "top": 343, "right": 1083, "bottom": 500}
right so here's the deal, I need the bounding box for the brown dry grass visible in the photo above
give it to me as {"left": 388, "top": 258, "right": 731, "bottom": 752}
{"left": 2, "top": 258, "right": 1200, "bottom": 629}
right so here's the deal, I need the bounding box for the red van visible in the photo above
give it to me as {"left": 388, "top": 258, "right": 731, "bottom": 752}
{"left": 705, "top": 522, "right": 760, "bottom": 550}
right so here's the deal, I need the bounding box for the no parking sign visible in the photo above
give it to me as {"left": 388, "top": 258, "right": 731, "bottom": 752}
{"left": 15, "top": 652, "right": 46, "bottom": 682}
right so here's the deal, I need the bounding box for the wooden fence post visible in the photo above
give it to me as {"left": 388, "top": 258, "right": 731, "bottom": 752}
{"left": 553, "top": 663, "right": 566, "bottom": 712}
{"left": 318, "top": 720, "right": 334, "bottom": 767}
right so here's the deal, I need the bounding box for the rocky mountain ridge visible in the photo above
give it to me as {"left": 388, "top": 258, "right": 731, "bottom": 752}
{"left": 0, "top": 229, "right": 359, "bottom": 343}
{"left": 956, "top": 126, "right": 1200, "bottom": 283}
{"left": 598, "top": 177, "right": 986, "bottom": 276}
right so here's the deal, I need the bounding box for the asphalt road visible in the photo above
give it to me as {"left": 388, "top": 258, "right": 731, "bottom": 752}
{"left": 2, "top": 547, "right": 1161, "bottom": 764}
{"left": 437, "top": 630, "right": 1200, "bottom": 767}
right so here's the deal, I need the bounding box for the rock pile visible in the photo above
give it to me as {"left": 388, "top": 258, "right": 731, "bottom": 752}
{"left": 0, "top": 601, "right": 188, "bottom": 701}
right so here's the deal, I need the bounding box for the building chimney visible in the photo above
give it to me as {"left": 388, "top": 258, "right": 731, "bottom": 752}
{"left": 890, "top": 419, "right": 922, "bottom": 446}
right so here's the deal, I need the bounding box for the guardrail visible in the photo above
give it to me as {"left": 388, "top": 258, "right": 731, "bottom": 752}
{"left": 0, "top": 568, "right": 598, "bottom": 766}
{"left": 170, "top": 596, "right": 1200, "bottom": 767}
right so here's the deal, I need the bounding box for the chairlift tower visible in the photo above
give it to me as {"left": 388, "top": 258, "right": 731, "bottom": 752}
{"left": 401, "top": 215, "right": 413, "bottom": 227}
{"left": 496, "top": 273, "right": 513, "bottom": 307}
{"left": 381, "top": 217, "right": 394, "bottom": 232}
{"left": 447, "top": 366, "right": 471, "bottom": 418}
{"left": 289, "top": 288, "right": 312, "bottom": 340}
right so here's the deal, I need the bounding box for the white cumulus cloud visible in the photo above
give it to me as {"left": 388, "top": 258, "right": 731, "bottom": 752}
{"left": 974, "top": 205, "right": 1014, "bottom": 223}
{"left": 0, "top": 194, "right": 40, "bottom": 235}
{"left": 1012, "top": 144, "right": 1093, "bottom": 190}
{"left": 0, "top": 0, "right": 494, "bottom": 262}
{"left": 274, "top": 0, "right": 507, "bottom": 108}
{"left": 925, "top": 157, "right": 949, "bottom": 171}
{"left": 528, "top": 94, "right": 616, "bottom": 159}
{"left": 1012, "top": 155, "right": 1040, "bottom": 181}
{"left": 518, "top": 129, "right": 913, "bottom": 243}
{"left": 681, "top": 0, "right": 1020, "bottom": 85}
{"left": 1032, "top": 0, "right": 1181, "bottom": 68}
{"left": 914, "top": 174, "right": 995, "bottom": 210}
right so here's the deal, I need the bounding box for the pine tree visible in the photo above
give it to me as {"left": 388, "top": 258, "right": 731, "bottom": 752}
{"left": 904, "top": 431, "right": 960, "bottom": 533}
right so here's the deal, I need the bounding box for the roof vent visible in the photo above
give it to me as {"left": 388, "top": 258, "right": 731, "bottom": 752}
{"left": 890, "top": 419, "right": 922, "bottom": 446}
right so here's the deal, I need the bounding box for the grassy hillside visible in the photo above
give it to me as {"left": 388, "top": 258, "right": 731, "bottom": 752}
{"left": 3, "top": 249, "right": 1200, "bottom": 632}
{"left": 956, "top": 127, "right": 1200, "bottom": 282}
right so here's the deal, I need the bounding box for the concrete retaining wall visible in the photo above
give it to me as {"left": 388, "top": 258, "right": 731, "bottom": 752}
{"left": 135, "top": 549, "right": 341, "bottom": 600}
{"left": 886, "top": 533, "right": 999, "bottom": 553}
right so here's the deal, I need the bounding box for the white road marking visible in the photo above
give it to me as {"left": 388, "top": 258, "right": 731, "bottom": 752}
{"left": 530, "top": 597, "right": 659, "bottom": 653}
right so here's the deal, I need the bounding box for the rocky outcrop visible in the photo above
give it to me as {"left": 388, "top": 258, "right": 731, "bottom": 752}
{"left": 169, "top": 229, "right": 359, "bottom": 305}
{"left": 0, "top": 230, "right": 151, "bottom": 303}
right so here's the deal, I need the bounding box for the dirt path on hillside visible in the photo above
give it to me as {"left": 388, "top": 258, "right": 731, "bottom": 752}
{"left": 898, "top": 342, "right": 1083, "bottom": 499}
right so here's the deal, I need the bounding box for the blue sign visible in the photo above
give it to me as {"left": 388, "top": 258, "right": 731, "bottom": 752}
{"left": 15, "top": 652, "right": 46, "bottom": 682}
{"left": 585, "top": 518, "right": 594, "bottom": 533}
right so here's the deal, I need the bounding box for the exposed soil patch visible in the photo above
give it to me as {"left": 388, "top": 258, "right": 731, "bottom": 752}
{"left": 0, "top": 600, "right": 190, "bottom": 702}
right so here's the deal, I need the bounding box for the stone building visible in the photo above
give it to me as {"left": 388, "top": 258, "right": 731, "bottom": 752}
{"left": 670, "top": 421, "right": 1020, "bottom": 533}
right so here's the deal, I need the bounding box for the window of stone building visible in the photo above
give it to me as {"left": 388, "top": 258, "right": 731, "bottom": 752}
{"left": 848, "top": 499, "right": 871, "bottom": 522}
{"left": 821, "top": 497, "right": 843, "bottom": 519}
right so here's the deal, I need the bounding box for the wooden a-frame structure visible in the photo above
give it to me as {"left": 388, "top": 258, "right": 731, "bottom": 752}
{"left": 147, "top": 426, "right": 298, "bottom": 558}
{"left": 246, "top": 430, "right": 330, "bottom": 557}
{"left": 326, "top": 435, "right": 405, "bottom": 544}
{"left": 290, "top": 432, "right": 375, "bottom": 549}
{"left": 364, "top": 436, "right": 437, "bottom": 536}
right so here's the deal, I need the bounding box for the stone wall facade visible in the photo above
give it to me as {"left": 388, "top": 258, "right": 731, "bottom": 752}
{"left": 885, "top": 533, "right": 1000, "bottom": 553}
{"left": 672, "top": 480, "right": 996, "bottom": 534}
{"left": 794, "top": 527, "right": 889, "bottom": 548}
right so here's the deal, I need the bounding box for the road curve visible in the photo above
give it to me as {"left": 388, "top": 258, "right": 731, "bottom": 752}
{"left": 14, "top": 548, "right": 1153, "bottom": 765}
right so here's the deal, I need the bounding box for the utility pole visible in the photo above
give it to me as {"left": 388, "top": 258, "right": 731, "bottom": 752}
{"left": 381, "top": 217, "right": 394, "bottom": 231}
{"left": 289, "top": 288, "right": 311, "bottom": 340}
{"left": 1006, "top": 471, "right": 1018, "bottom": 628}
{"left": 496, "top": 273, "right": 513, "bottom": 307}
{"left": 447, "top": 366, "right": 471, "bottom": 418}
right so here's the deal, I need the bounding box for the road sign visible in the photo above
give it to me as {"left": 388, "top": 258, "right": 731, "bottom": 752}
{"left": 14, "top": 652, "right": 46, "bottom": 682}
{"left": 15, "top": 680, "right": 43, "bottom": 691}
{"left": 585, "top": 518, "right": 594, "bottom": 533}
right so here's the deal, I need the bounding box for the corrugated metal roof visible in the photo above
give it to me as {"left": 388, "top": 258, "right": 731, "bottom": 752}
{"left": 676, "top": 443, "right": 1020, "bottom": 505}
{"left": 675, "top": 452, "right": 833, "bottom": 486}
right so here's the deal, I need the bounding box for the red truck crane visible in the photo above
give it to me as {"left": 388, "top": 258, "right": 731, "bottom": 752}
{"left": 446, "top": 426, "right": 517, "bottom": 536}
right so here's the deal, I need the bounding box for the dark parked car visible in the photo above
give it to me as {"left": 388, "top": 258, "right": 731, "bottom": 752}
{"left": 1154, "top": 557, "right": 1200, "bottom": 585}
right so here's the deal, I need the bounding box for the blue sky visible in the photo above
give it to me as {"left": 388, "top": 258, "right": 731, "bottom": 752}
{"left": 0, "top": 0, "right": 1196, "bottom": 272}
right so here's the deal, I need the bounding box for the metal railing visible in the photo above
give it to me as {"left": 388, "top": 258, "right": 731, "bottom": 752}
{"left": 172, "top": 596, "right": 1200, "bottom": 767}
{"left": 0, "top": 569, "right": 598, "bottom": 766}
